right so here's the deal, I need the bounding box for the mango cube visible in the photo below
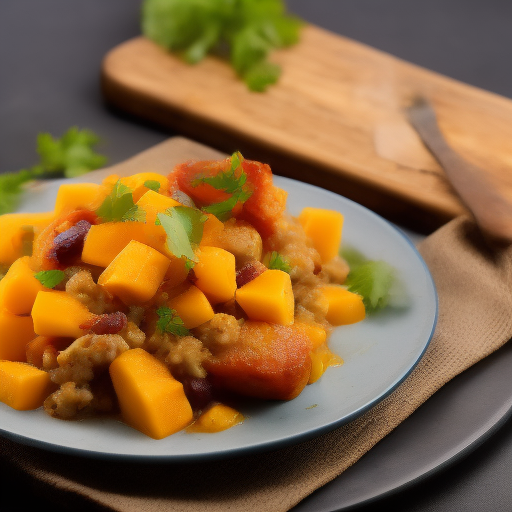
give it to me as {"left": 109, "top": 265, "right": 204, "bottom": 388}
{"left": 0, "top": 256, "right": 45, "bottom": 315}
{"left": 98, "top": 240, "right": 170, "bottom": 304}
{"left": 0, "top": 309, "right": 36, "bottom": 362}
{"left": 0, "top": 361, "right": 54, "bottom": 410}
{"left": 0, "top": 211, "right": 55, "bottom": 267}
{"left": 167, "top": 285, "right": 215, "bottom": 329}
{"left": 187, "top": 404, "right": 244, "bottom": 433}
{"left": 109, "top": 348, "right": 193, "bottom": 439}
{"left": 193, "top": 246, "right": 236, "bottom": 304}
{"left": 104, "top": 172, "right": 170, "bottom": 202}
{"left": 31, "top": 290, "right": 94, "bottom": 339}
{"left": 235, "top": 269, "right": 294, "bottom": 325}
{"left": 54, "top": 183, "right": 110, "bottom": 215}
{"left": 298, "top": 207, "right": 344, "bottom": 262}
{"left": 200, "top": 214, "right": 224, "bottom": 246}
{"left": 294, "top": 321, "right": 328, "bottom": 350}
{"left": 135, "top": 190, "right": 181, "bottom": 224}
{"left": 321, "top": 285, "right": 366, "bottom": 325}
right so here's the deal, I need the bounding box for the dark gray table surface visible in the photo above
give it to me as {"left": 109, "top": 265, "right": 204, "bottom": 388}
{"left": 1, "top": 1, "right": 512, "bottom": 511}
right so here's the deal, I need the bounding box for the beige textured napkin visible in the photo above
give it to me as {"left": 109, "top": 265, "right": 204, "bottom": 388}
{"left": 2, "top": 138, "right": 512, "bottom": 512}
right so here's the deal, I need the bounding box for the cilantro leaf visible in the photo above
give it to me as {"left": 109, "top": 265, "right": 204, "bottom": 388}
{"left": 157, "top": 206, "right": 207, "bottom": 262}
{"left": 143, "top": 180, "right": 161, "bottom": 192}
{"left": 267, "top": 251, "right": 291, "bottom": 273}
{"left": 96, "top": 180, "right": 146, "bottom": 223}
{"left": 34, "top": 270, "right": 66, "bottom": 289}
{"left": 156, "top": 306, "right": 191, "bottom": 336}
{"left": 0, "top": 127, "right": 106, "bottom": 215}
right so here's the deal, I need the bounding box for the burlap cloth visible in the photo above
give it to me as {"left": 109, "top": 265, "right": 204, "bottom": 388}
{"left": 2, "top": 138, "right": 512, "bottom": 511}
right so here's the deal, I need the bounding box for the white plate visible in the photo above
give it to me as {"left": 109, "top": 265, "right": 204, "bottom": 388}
{"left": 0, "top": 175, "right": 437, "bottom": 461}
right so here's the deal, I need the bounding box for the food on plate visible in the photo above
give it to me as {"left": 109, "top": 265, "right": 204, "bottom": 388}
{"left": 0, "top": 152, "right": 371, "bottom": 439}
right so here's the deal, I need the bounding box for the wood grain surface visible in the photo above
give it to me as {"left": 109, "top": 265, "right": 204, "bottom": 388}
{"left": 101, "top": 24, "right": 512, "bottom": 233}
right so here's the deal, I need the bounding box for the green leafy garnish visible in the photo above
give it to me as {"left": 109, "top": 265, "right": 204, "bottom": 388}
{"left": 144, "top": 180, "right": 161, "bottom": 192}
{"left": 141, "top": 0, "right": 303, "bottom": 92}
{"left": 0, "top": 127, "right": 106, "bottom": 215}
{"left": 34, "top": 270, "right": 66, "bottom": 289}
{"left": 157, "top": 207, "right": 208, "bottom": 262}
{"left": 156, "top": 306, "right": 191, "bottom": 337}
{"left": 96, "top": 181, "right": 146, "bottom": 223}
{"left": 193, "top": 151, "right": 253, "bottom": 221}
{"left": 341, "top": 246, "right": 405, "bottom": 314}
{"left": 267, "top": 251, "right": 291, "bottom": 273}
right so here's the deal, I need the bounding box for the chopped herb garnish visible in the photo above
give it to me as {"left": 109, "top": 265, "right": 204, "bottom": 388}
{"left": 141, "top": 0, "right": 303, "bottom": 92}
{"left": 144, "top": 179, "right": 161, "bottom": 192}
{"left": 157, "top": 206, "right": 207, "bottom": 262}
{"left": 96, "top": 180, "right": 146, "bottom": 223}
{"left": 34, "top": 270, "right": 66, "bottom": 289}
{"left": 0, "top": 127, "right": 106, "bottom": 215}
{"left": 156, "top": 306, "right": 190, "bottom": 336}
{"left": 267, "top": 251, "right": 291, "bottom": 273}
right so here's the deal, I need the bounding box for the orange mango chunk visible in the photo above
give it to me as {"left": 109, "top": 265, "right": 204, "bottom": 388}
{"left": 167, "top": 284, "right": 215, "bottom": 329}
{"left": 135, "top": 190, "right": 181, "bottom": 224}
{"left": 104, "top": 172, "right": 169, "bottom": 202}
{"left": 98, "top": 240, "right": 170, "bottom": 304}
{"left": 200, "top": 214, "right": 224, "bottom": 246}
{"left": 109, "top": 348, "right": 193, "bottom": 439}
{"left": 0, "top": 256, "right": 45, "bottom": 315}
{"left": 0, "top": 361, "right": 54, "bottom": 410}
{"left": 193, "top": 246, "right": 236, "bottom": 304}
{"left": 235, "top": 269, "right": 294, "bottom": 325}
{"left": 81, "top": 221, "right": 168, "bottom": 268}
{"left": 54, "top": 183, "right": 110, "bottom": 215}
{"left": 0, "top": 310, "right": 36, "bottom": 362}
{"left": 31, "top": 290, "right": 94, "bottom": 339}
{"left": 294, "top": 321, "right": 328, "bottom": 350}
{"left": 308, "top": 346, "right": 344, "bottom": 384}
{"left": 0, "top": 211, "right": 55, "bottom": 267}
{"left": 321, "top": 285, "right": 366, "bottom": 325}
{"left": 187, "top": 404, "right": 244, "bottom": 433}
{"left": 298, "top": 207, "right": 344, "bottom": 262}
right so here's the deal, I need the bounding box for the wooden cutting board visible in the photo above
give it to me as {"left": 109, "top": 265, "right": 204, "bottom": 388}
{"left": 101, "top": 24, "right": 512, "bottom": 233}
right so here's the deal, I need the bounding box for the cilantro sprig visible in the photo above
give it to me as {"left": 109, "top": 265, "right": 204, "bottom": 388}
{"left": 156, "top": 306, "right": 191, "bottom": 337}
{"left": 96, "top": 181, "right": 146, "bottom": 223}
{"left": 267, "top": 251, "right": 292, "bottom": 273}
{"left": 34, "top": 270, "right": 66, "bottom": 289}
{"left": 0, "top": 127, "right": 106, "bottom": 215}
{"left": 193, "top": 152, "right": 252, "bottom": 221}
{"left": 141, "top": 0, "right": 303, "bottom": 92}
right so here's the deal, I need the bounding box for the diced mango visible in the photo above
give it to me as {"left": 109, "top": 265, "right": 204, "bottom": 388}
{"left": 118, "top": 172, "right": 170, "bottom": 202}
{"left": 0, "top": 361, "right": 54, "bottom": 410}
{"left": 0, "top": 212, "right": 55, "bottom": 267}
{"left": 294, "top": 321, "right": 328, "bottom": 350}
{"left": 164, "top": 256, "right": 189, "bottom": 289}
{"left": 235, "top": 269, "right": 294, "bottom": 325}
{"left": 0, "top": 256, "right": 45, "bottom": 315}
{"left": 321, "top": 285, "right": 366, "bottom": 325}
{"left": 187, "top": 404, "right": 244, "bottom": 433}
{"left": 135, "top": 190, "right": 181, "bottom": 224}
{"left": 31, "top": 290, "right": 94, "bottom": 338}
{"left": 109, "top": 348, "right": 193, "bottom": 439}
{"left": 200, "top": 214, "right": 224, "bottom": 246}
{"left": 298, "top": 207, "right": 344, "bottom": 263}
{"left": 308, "top": 346, "right": 344, "bottom": 384}
{"left": 98, "top": 240, "right": 170, "bottom": 305}
{"left": 193, "top": 246, "right": 236, "bottom": 304}
{"left": 81, "top": 221, "right": 168, "bottom": 268}
{"left": 26, "top": 336, "right": 71, "bottom": 369}
{"left": 0, "top": 310, "right": 36, "bottom": 362}
{"left": 54, "top": 183, "right": 110, "bottom": 216}
{"left": 167, "top": 285, "right": 215, "bottom": 329}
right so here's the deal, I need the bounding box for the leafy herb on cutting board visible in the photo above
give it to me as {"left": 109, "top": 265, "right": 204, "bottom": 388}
{"left": 141, "top": 0, "right": 303, "bottom": 92}
{"left": 0, "top": 127, "right": 106, "bottom": 215}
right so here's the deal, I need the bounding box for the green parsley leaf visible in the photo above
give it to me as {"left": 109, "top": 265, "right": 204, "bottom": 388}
{"left": 156, "top": 306, "right": 191, "bottom": 337}
{"left": 96, "top": 180, "right": 146, "bottom": 223}
{"left": 34, "top": 270, "right": 66, "bottom": 289}
{"left": 141, "top": 0, "right": 303, "bottom": 91}
{"left": 0, "top": 127, "right": 106, "bottom": 215}
{"left": 267, "top": 251, "right": 291, "bottom": 273}
{"left": 157, "top": 206, "right": 207, "bottom": 262}
{"left": 202, "top": 188, "right": 252, "bottom": 221}
{"left": 144, "top": 180, "right": 161, "bottom": 192}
